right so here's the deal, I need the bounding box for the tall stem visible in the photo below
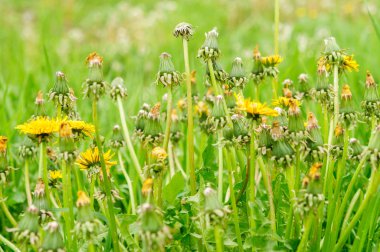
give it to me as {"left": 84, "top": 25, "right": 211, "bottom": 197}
{"left": 163, "top": 87, "right": 173, "bottom": 151}
{"left": 39, "top": 141, "right": 50, "bottom": 204}
{"left": 154, "top": 173, "right": 163, "bottom": 208}
{"left": 297, "top": 213, "right": 313, "bottom": 252}
{"left": 92, "top": 100, "right": 120, "bottom": 252}
{"left": 117, "top": 97, "right": 143, "bottom": 182}
{"left": 118, "top": 151, "right": 136, "bottom": 214}
{"left": 249, "top": 122, "right": 257, "bottom": 231}
{"left": 224, "top": 147, "right": 243, "bottom": 251}
{"left": 214, "top": 225, "right": 223, "bottom": 252}
{"left": 0, "top": 186, "right": 17, "bottom": 227}
{"left": 183, "top": 39, "right": 196, "bottom": 195}
{"left": 24, "top": 159, "right": 32, "bottom": 206}
{"left": 0, "top": 234, "right": 20, "bottom": 252}
{"left": 62, "top": 161, "right": 73, "bottom": 250}
{"left": 217, "top": 131, "right": 224, "bottom": 203}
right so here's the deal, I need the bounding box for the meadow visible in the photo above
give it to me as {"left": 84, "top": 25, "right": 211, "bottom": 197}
{"left": 1, "top": 0, "right": 380, "bottom": 251}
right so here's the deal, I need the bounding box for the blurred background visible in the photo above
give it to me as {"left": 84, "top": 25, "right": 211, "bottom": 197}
{"left": 0, "top": 0, "right": 379, "bottom": 140}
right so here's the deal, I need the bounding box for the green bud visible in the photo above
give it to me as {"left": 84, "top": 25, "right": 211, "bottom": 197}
{"left": 198, "top": 28, "right": 221, "bottom": 61}
{"left": 40, "top": 221, "right": 65, "bottom": 252}
{"left": 155, "top": 53, "right": 181, "bottom": 88}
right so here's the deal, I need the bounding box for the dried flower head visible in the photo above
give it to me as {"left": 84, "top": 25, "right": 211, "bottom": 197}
{"left": 173, "top": 22, "right": 193, "bottom": 40}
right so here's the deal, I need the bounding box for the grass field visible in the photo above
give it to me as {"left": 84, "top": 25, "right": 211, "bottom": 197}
{"left": 1, "top": 0, "right": 380, "bottom": 251}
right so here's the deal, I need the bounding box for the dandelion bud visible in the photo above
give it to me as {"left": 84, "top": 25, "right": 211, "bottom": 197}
{"left": 231, "top": 114, "right": 250, "bottom": 147}
{"left": 198, "top": 28, "right": 221, "bottom": 61}
{"left": 40, "top": 221, "right": 65, "bottom": 252}
{"left": 362, "top": 71, "right": 380, "bottom": 122}
{"left": 205, "top": 60, "right": 228, "bottom": 85}
{"left": 48, "top": 71, "right": 74, "bottom": 113}
{"left": 224, "top": 88, "right": 236, "bottom": 109}
{"left": 109, "top": 77, "right": 128, "bottom": 101}
{"left": 18, "top": 138, "right": 38, "bottom": 160}
{"left": 228, "top": 57, "right": 247, "bottom": 89}
{"left": 33, "top": 179, "right": 50, "bottom": 213}
{"left": 141, "top": 103, "right": 164, "bottom": 147}
{"left": 58, "top": 122, "right": 77, "bottom": 162}
{"left": 250, "top": 45, "right": 265, "bottom": 84}
{"left": 173, "top": 22, "right": 193, "bottom": 41}
{"left": 155, "top": 53, "right": 182, "bottom": 88}
{"left": 0, "top": 136, "right": 7, "bottom": 156}
{"left": 339, "top": 85, "right": 357, "bottom": 128}
{"left": 271, "top": 121, "right": 295, "bottom": 167}
{"left": 134, "top": 108, "right": 149, "bottom": 138}
{"left": 142, "top": 178, "right": 154, "bottom": 197}
{"left": 109, "top": 125, "right": 125, "bottom": 149}
{"left": 83, "top": 52, "right": 108, "bottom": 100}
{"left": 0, "top": 136, "right": 8, "bottom": 183}
{"left": 287, "top": 99, "right": 307, "bottom": 147}
{"left": 206, "top": 95, "right": 227, "bottom": 133}
{"left": 138, "top": 203, "right": 172, "bottom": 251}
{"left": 349, "top": 138, "right": 364, "bottom": 162}
{"left": 306, "top": 113, "right": 325, "bottom": 162}
{"left": 257, "top": 117, "right": 273, "bottom": 155}
{"left": 330, "top": 124, "right": 344, "bottom": 159}
{"left": 323, "top": 37, "right": 341, "bottom": 55}
{"left": 203, "top": 186, "right": 231, "bottom": 228}
{"left": 34, "top": 91, "right": 47, "bottom": 117}
{"left": 14, "top": 205, "right": 40, "bottom": 245}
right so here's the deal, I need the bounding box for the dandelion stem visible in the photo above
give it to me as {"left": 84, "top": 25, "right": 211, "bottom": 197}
{"left": 296, "top": 212, "right": 313, "bottom": 252}
{"left": 118, "top": 151, "right": 136, "bottom": 214}
{"left": 248, "top": 121, "right": 257, "bottom": 231}
{"left": 117, "top": 97, "right": 143, "bottom": 182}
{"left": 217, "top": 130, "right": 224, "bottom": 203}
{"left": 224, "top": 148, "right": 243, "bottom": 251}
{"left": 92, "top": 100, "right": 120, "bottom": 252}
{"left": 182, "top": 38, "right": 196, "bottom": 195}
{"left": 214, "top": 225, "right": 223, "bottom": 252}
{"left": 62, "top": 161, "right": 74, "bottom": 250}
{"left": 24, "top": 159, "right": 32, "bottom": 206}
{"left": 38, "top": 141, "right": 50, "bottom": 205}
{"left": 154, "top": 172, "right": 163, "bottom": 208}
{"left": 0, "top": 234, "right": 20, "bottom": 252}
{"left": 163, "top": 87, "right": 173, "bottom": 152}
{"left": 0, "top": 186, "right": 17, "bottom": 227}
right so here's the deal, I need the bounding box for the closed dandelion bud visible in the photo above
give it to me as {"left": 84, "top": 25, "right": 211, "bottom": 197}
{"left": 306, "top": 113, "right": 325, "bottom": 162}
{"left": 296, "top": 73, "right": 310, "bottom": 100}
{"left": 173, "top": 22, "right": 193, "bottom": 41}
{"left": 257, "top": 117, "right": 273, "bottom": 155}
{"left": 142, "top": 178, "right": 154, "bottom": 197}
{"left": 203, "top": 186, "right": 231, "bottom": 228}
{"left": 58, "top": 122, "right": 77, "bottom": 162}
{"left": 228, "top": 57, "right": 247, "bottom": 89}
{"left": 339, "top": 85, "right": 357, "bottom": 127}
{"left": 195, "top": 101, "right": 210, "bottom": 132}
{"left": 150, "top": 147, "right": 168, "bottom": 174}
{"left": 198, "top": 28, "right": 221, "bottom": 61}
{"left": 109, "top": 125, "right": 125, "bottom": 149}
{"left": 330, "top": 124, "right": 344, "bottom": 159}
{"left": 33, "top": 179, "right": 50, "bottom": 214}
{"left": 15, "top": 205, "right": 40, "bottom": 246}
{"left": 83, "top": 52, "right": 108, "bottom": 100}
{"left": 261, "top": 55, "right": 282, "bottom": 78}
{"left": 205, "top": 60, "right": 228, "bottom": 85}
{"left": 367, "top": 125, "right": 380, "bottom": 164}
{"left": 206, "top": 95, "right": 227, "bottom": 132}
{"left": 48, "top": 71, "right": 73, "bottom": 113}
{"left": 313, "top": 65, "right": 333, "bottom": 109}
{"left": 224, "top": 88, "right": 236, "bottom": 109}
{"left": 231, "top": 114, "right": 250, "bottom": 147}
{"left": 138, "top": 203, "right": 172, "bottom": 252}
{"left": 362, "top": 71, "right": 380, "bottom": 121}
{"left": 222, "top": 126, "right": 234, "bottom": 145}
{"left": 155, "top": 53, "right": 182, "bottom": 88}
{"left": 170, "top": 109, "right": 182, "bottom": 143}
{"left": 349, "top": 138, "right": 364, "bottom": 162}
{"left": 18, "top": 138, "right": 38, "bottom": 160}
{"left": 134, "top": 108, "right": 149, "bottom": 137}
{"left": 34, "top": 91, "right": 47, "bottom": 117}
{"left": 142, "top": 103, "right": 164, "bottom": 147}
{"left": 40, "top": 221, "right": 65, "bottom": 252}
{"left": 250, "top": 46, "right": 265, "bottom": 84}
{"left": 74, "top": 191, "right": 103, "bottom": 243}
{"left": 271, "top": 121, "right": 295, "bottom": 167}
{"left": 286, "top": 99, "right": 307, "bottom": 146}
{"left": 0, "top": 136, "right": 8, "bottom": 183}
{"left": 109, "top": 77, "right": 127, "bottom": 101}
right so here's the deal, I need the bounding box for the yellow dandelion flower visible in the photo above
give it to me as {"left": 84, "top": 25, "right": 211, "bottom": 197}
{"left": 86, "top": 52, "right": 103, "bottom": 66}
{"left": 309, "top": 163, "right": 322, "bottom": 181}
{"left": 0, "top": 136, "right": 7, "bottom": 153}
{"left": 272, "top": 97, "right": 291, "bottom": 108}
{"left": 177, "top": 99, "right": 187, "bottom": 111}
{"left": 76, "top": 147, "right": 117, "bottom": 170}
{"left": 49, "top": 170, "right": 63, "bottom": 180}
{"left": 194, "top": 101, "right": 210, "bottom": 116}
{"left": 142, "top": 178, "right": 154, "bottom": 197}
{"left": 237, "top": 96, "right": 278, "bottom": 119}
{"left": 342, "top": 55, "right": 359, "bottom": 72}
{"left": 16, "top": 117, "right": 59, "bottom": 141}
{"left": 334, "top": 124, "right": 344, "bottom": 137}
{"left": 66, "top": 120, "right": 95, "bottom": 137}
{"left": 151, "top": 147, "right": 168, "bottom": 161}
{"left": 261, "top": 55, "right": 282, "bottom": 67}
{"left": 341, "top": 84, "right": 352, "bottom": 100}
{"left": 76, "top": 191, "right": 91, "bottom": 207}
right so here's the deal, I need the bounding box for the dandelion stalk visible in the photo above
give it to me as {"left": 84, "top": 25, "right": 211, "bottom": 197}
{"left": 214, "top": 225, "right": 223, "bottom": 252}
{"left": 38, "top": 141, "right": 50, "bottom": 204}
{"left": 117, "top": 96, "right": 143, "bottom": 182}
{"left": 0, "top": 186, "right": 17, "bottom": 227}
{"left": 163, "top": 87, "right": 173, "bottom": 151}
{"left": 248, "top": 122, "right": 257, "bottom": 230}
{"left": 0, "top": 234, "right": 20, "bottom": 252}
{"left": 62, "top": 161, "right": 74, "bottom": 250}
{"left": 217, "top": 130, "right": 224, "bottom": 203}
{"left": 296, "top": 212, "right": 313, "bottom": 252}
{"left": 92, "top": 100, "right": 120, "bottom": 252}
{"left": 24, "top": 159, "right": 32, "bottom": 206}
{"left": 182, "top": 37, "right": 196, "bottom": 195}
{"left": 117, "top": 150, "right": 136, "bottom": 214}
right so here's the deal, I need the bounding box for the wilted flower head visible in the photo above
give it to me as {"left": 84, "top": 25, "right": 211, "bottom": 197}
{"left": 83, "top": 52, "right": 108, "bottom": 99}
{"left": 0, "top": 136, "right": 7, "bottom": 154}
{"left": 109, "top": 77, "right": 128, "bottom": 100}
{"left": 173, "top": 22, "right": 193, "bottom": 40}
{"left": 40, "top": 221, "right": 65, "bottom": 252}
{"left": 155, "top": 53, "right": 182, "bottom": 88}
{"left": 198, "top": 28, "right": 221, "bottom": 61}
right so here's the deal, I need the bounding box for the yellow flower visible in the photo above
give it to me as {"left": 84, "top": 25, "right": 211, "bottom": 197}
{"left": 142, "top": 178, "right": 154, "bottom": 197}
{"left": 76, "top": 147, "right": 116, "bottom": 170}
{"left": 194, "top": 101, "right": 210, "bottom": 116}
{"left": 309, "top": 163, "right": 322, "bottom": 181}
{"left": 0, "top": 136, "right": 7, "bottom": 153}
{"left": 272, "top": 97, "right": 292, "bottom": 107}
{"left": 16, "top": 117, "right": 59, "bottom": 140}
{"left": 76, "top": 191, "right": 91, "bottom": 207}
{"left": 261, "top": 55, "right": 282, "bottom": 67}
{"left": 86, "top": 52, "right": 103, "bottom": 66}
{"left": 342, "top": 55, "right": 359, "bottom": 72}
{"left": 66, "top": 120, "right": 95, "bottom": 137}
{"left": 341, "top": 84, "right": 352, "bottom": 100}
{"left": 49, "top": 170, "right": 63, "bottom": 180}
{"left": 237, "top": 95, "right": 278, "bottom": 118}
{"left": 151, "top": 147, "right": 168, "bottom": 162}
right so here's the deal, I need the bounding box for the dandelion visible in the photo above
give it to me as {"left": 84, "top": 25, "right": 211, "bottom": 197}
{"left": 236, "top": 94, "right": 278, "bottom": 120}
{"left": 76, "top": 147, "right": 116, "bottom": 179}
{"left": 49, "top": 170, "right": 62, "bottom": 180}
{"left": 65, "top": 119, "right": 95, "bottom": 138}
{"left": 0, "top": 136, "right": 7, "bottom": 154}
{"left": 142, "top": 178, "right": 154, "bottom": 197}
{"left": 16, "top": 117, "right": 59, "bottom": 143}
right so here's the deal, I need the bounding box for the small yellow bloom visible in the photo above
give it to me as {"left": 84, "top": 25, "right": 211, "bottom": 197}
{"left": 342, "top": 55, "right": 359, "bottom": 72}
{"left": 334, "top": 124, "right": 344, "bottom": 137}
{"left": 66, "top": 120, "right": 95, "bottom": 137}
{"left": 76, "top": 147, "right": 117, "bottom": 170}
{"left": 341, "top": 84, "right": 352, "bottom": 100}
{"left": 86, "top": 52, "right": 103, "bottom": 66}
{"left": 49, "top": 170, "right": 63, "bottom": 180}
{"left": 253, "top": 45, "right": 261, "bottom": 59}
{"left": 194, "top": 101, "right": 210, "bottom": 116}
{"left": 76, "top": 191, "right": 91, "bottom": 207}
{"left": 59, "top": 122, "right": 73, "bottom": 138}
{"left": 237, "top": 95, "right": 278, "bottom": 118}
{"left": 261, "top": 55, "right": 282, "bottom": 67}
{"left": 272, "top": 97, "right": 291, "bottom": 108}
{"left": 309, "top": 163, "right": 322, "bottom": 181}
{"left": 177, "top": 99, "right": 187, "bottom": 111}
{"left": 142, "top": 178, "right": 154, "bottom": 197}
{"left": 0, "top": 136, "right": 7, "bottom": 153}
{"left": 151, "top": 147, "right": 168, "bottom": 161}
{"left": 16, "top": 117, "right": 59, "bottom": 140}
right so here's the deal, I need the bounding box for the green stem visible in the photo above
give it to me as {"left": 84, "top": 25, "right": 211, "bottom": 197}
{"left": 297, "top": 213, "right": 313, "bottom": 252}
{"left": 117, "top": 97, "right": 143, "bottom": 182}
{"left": 0, "top": 186, "right": 17, "bottom": 227}
{"left": 214, "top": 225, "right": 223, "bottom": 252}
{"left": 258, "top": 157, "right": 276, "bottom": 235}
{"left": 24, "top": 159, "right": 32, "bottom": 206}
{"left": 0, "top": 234, "right": 20, "bottom": 252}
{"left": 118, "top": 151, "right": 136, "bottom": 214}
{"left": 183, "top": 38, "right": 196, "bottom": 195}
{"left": 285, "top": 165, "right": 295, "bottom": 239}
{"left": 249, "top": 122, "right": 257, "bottom": 231}
{"left": 62, "top": 161, "right": 73, "bottom": 250}
{"left": 224, "top": 148, "right": 243, "bottom": 251}
{"left": 39, "top": 141, "right": 50, "bottom": 202}
{"left": 92, "top": 100, "right": 120, "bottom": 252}
{"left": 217, "top": 131, "right": 224, "bottom": 203}
{"left": 154, "top": 173, "right": 163, "bottom": 208}
{"left": 163, "top": 87, "right": 173, "bottom": 152}
{"left": 89, "top": 176, "right": 95, "bottom": 209}
{"left": 333, "top": 167, "right": 380, "bottom": 252}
